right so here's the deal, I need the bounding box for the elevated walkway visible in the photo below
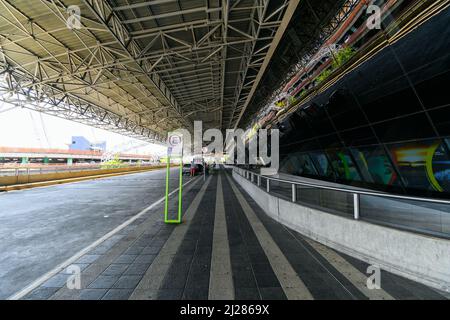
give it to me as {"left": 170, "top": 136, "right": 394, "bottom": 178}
{"left": 18, "top": 168, "right": 448, "bottom": 300}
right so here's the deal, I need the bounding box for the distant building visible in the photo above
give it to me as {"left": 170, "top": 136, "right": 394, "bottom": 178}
{"left": 69, "top": 136, "right": 106, "bottom": 152}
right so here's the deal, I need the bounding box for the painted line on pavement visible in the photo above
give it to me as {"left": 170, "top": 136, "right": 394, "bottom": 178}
{"left": 209, "top": 174, "right": 234, "bottom": 299}
{"left": 226, "top": 173, "right": 314, "bottom": 300}
{"left": 130, "top": 176, "right": 213, "bottom": 300}
{"left": 7, "top": 175, "right": 198, "bottom": 300}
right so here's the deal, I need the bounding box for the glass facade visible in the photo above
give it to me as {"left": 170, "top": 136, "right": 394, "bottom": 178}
{"left": 279, "top": 7, "right": 450, "bottom": 198}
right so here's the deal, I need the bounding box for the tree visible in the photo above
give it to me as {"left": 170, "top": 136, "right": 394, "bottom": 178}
{"left": 101, "top": 154, "right": 124, "bottom": 169}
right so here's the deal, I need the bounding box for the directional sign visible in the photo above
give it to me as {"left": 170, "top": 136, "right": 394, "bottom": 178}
{"left": 168, "top": 132, "right": 183, "bottom": 157}
{"left": 165, "top": 131, "right": 184, "bottom": 224}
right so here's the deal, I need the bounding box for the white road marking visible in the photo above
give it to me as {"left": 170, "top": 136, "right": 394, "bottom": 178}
{"left": 130, "top": 176, "right": 212, "bottom": 300}
{"left": 302, "top": 238, "right": 395, "bottom": 300}
{"left": 226, "top": 174, "right": 313, "bottom": 300}
{"left": 209, "top": 174, "right": 234, "bottom": 300}
{"left": 7, "top": 175, "right": 198, "bottom": 300}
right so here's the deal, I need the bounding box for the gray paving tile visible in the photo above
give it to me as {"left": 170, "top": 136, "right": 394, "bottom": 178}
{"left": 182, "top": 287, "right": 208, "bottom": 300}
{"left": 157, "top": 289, "right": 183, "bottom": 300}
{"left": 259, "top": 287, "right": 287, "bottom": 300}
{"left": 79, "top": 289, "right": 107, "bottom": 300}
{"left": 232, "top": 263, "right": 253, "bottom": 273}
{"left": 172, "top": 254, "right": 194, "bottom": 265}
{"left": 123, "top": 246, "right": 145, "bottom": 255}
{"left": 61, "top": 263, "right": 90, "bottom": 274}
{"left": 192, "top": 253, "right": 211, "bottom": 265}
{"left": 151, "top": 239, "right": 168, "bottom": 247}
{"left": 252, "top": 263, "right": 274, "bottom": 274}
{"left": 88, "top": 275, "right": 120, "bottom": 289}
{"left": 76, "top": 254, "right": 101, "bottom": 264}
{"left": 102, "top": 289, "right": 133, "bottom": 300}
{"left": 123, "top": 263, "right": 150, "bottom": 275}
{"left": 89, "top": 245, "right": 112, "bottom": 255}
{"left": 41, "top": 273, "right": 70, "bottom": 288}
{"left": 248, "top": 252, "right": 269, "bottom": 264}
{"left": 23, "top": 287, "right": 59, "bottom": 300}
{"left": 233, "top": 271, "right": 257, "bottom": 288}
{"left": 231, "top": 254, "right": 251, "bottom": 264}
{"left": 254, "top": 273, "right": 281, "bottom": 288}
{"left": 141, "top": 246, "right": 161, "bottom": 255}
{"left": 114, "top": 254, "right": 137, "bottom": 264}
{"left": 160, "top": 270, "right": 190, "bottom": 289}
{"left": 185, "top": 266, "right": 210, "bottom": 289}
{"left": 134, "top": 254, "right": 156, "bottom": 264}
{"left": 113, "top": 275, "right": 142, "bottom": 289}
{"left": 102, "top": 264, "right": 129, "bottom": 276}
{"left": 235, "top": 287, "right": 261, "bottom": 300}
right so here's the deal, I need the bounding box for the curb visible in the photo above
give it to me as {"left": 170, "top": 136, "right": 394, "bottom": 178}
{"left": 0, "top": 167, "right": 163, "bottom": 192}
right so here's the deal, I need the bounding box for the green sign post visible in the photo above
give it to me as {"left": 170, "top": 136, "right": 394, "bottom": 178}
{"left": 164, "top": 156, "right": 183, "bottom": 224}
{"left": 164, "top": 133, "right": 184, "bottom": 224}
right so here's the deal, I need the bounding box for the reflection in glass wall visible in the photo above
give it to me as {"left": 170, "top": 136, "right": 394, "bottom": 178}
{"left": 280, "top": 138, "right": 450, "bottom": 196}
{"left": 278, "top": 6, "right": 450, "bottom": 198}
{"left": 279, "top": 152, "right": 318, "bottom": 177}
{"left": 309, "top": 152, "right": 334, "bottom": 179}
{"left": 323, "top": 150, "right": 360, "bottom": 182}
{"left": 436, "top": 139, "right": 450, "bottom": 192}
{"left": 353, "top": 146, "right": 400, "bottom": 187}
{"left": 388, "top": 139, "right": 450, "bottom": 193}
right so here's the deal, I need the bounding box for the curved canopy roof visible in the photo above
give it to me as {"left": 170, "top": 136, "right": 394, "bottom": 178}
{"left": 0, "top": 0, "right": 298, "bottom": 143}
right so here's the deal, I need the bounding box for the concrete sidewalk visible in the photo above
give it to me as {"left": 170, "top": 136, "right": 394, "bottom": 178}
{"left": 15, "top": 169, "right": 449, "bottom": 300}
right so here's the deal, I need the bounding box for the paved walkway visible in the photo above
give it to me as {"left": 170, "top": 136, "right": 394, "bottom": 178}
{"left": 20, "top": 169, "right": 448, "bottom": 300}
{"left": 0, "top": 168, "right": 190, "bottom": 299}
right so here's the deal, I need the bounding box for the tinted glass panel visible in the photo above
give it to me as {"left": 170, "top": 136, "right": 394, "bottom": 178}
{"left": 349, "top": 47, "right": 402, "bottom": 96}
{"left": 392, "top": 6, "right": 450, "bottom": 73}
{"left": 352, "top": 146, "right": 401, "bottom": 187}
{"left": 429, "top": 105, "right": 450, "bottom": 136}
{"left": 433, "top": 139, "right": 450, "bottom": 193}
{"left": 387, "top": 139, "right": 450, "bottom": 193}
{"left": 340, "top": 126, "right": 378, "bottom": 147}
{"left": 326, "top": 89, "right": 367, "bottom": 130}
{"left": 326, "top": 149, "right": 362, "bottom": 182}
{"left": 318, "top": 134, "right": 342, "bottom": 149}
{"left": 411, "top": 64, "right": 450, "bottom": 109}
{"left": 309, "top": 152, "right": 335, "bottom": 179}
{"left": 303, "top": 104, "right": 335, "bottom": 136}
{"left": 373, "top": 113, "right": 435, "bottom": 143}
{"left": 359, "top": 77, "right": 422, "bottom": 122}
{"left": 280, "top": 152, "right": 317, "bottom": 176}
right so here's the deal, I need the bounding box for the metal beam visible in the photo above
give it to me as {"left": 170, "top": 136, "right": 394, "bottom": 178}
{"left": 82, "top": 0, "right": 188, "bottom": 129}
{"left": 232, "top": 0, "right": 301, "bottom": 129}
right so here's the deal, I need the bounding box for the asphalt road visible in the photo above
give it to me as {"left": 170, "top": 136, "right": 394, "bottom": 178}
{"left": 0, "top": 168, "right": 190, "bottom": 299}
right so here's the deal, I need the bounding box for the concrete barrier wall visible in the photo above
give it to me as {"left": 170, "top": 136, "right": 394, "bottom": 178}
{"left": 233, "top": 171, "right": 450, "bottom": 291}
{"left": 0, "top": 166, "right": 165, "bottom": 186}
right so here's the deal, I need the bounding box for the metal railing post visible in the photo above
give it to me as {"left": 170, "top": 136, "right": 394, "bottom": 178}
{"left": 353, "top": 193, "right": 360, "bottom": 220}
{"left": 257, "top": 175, "right": 261, "bottom": 187}
{"left": 292, "top": 184, "right": 297, "bottom": 202}
{"left": 266, "top": 178, "right": 270, "bottom": 192}
{"left": 251, "top": 173, "right": 254, "bottom": 183}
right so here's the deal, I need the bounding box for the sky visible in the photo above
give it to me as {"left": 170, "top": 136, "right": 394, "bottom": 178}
{"left": 0, "top": 101, "right": 167, "bottom": 156}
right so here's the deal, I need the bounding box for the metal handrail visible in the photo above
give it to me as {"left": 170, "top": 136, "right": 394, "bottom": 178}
{"left": 0, "top": 163, "right": 160, "bottom": 177}
{"left": 234, "top": 168, "right": 450, "bottom": 205}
